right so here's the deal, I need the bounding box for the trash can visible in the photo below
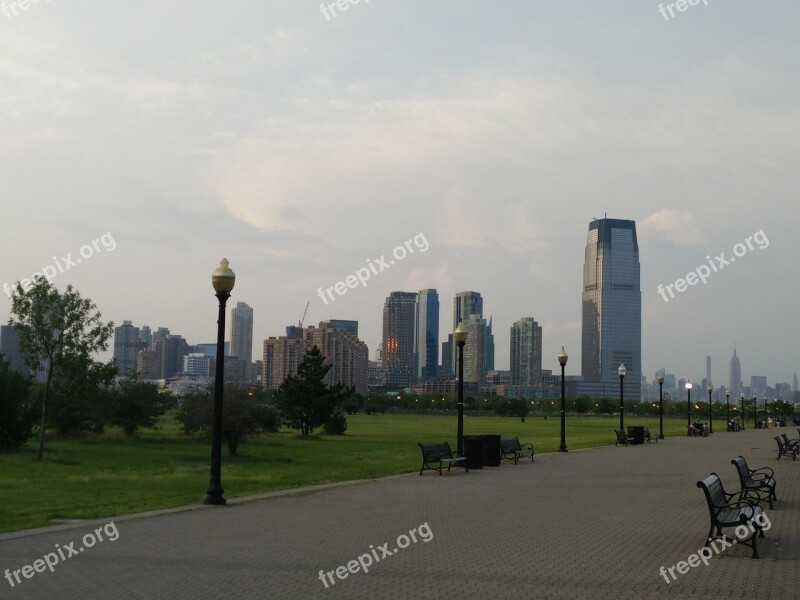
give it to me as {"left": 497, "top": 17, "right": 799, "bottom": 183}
{"left": 627, "top": 426, "right": 645, "bottom": 445}
{"left": 480, "top": 434, "right": 502, "bottom": 467}
{"left": 462, "top": 436, "right": 484, "bottom": 469}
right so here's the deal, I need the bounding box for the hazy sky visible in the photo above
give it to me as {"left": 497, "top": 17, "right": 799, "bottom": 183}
{"left": 1, "top": 1, "right": 798, "bottom": 388}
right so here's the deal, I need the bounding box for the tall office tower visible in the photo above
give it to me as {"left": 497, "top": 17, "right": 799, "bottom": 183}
{"left": 415, "top": 289, "right": 439, "bottom": 381}
{"left": 159, "top": 335, "right": 190, "bottom": 379}
{"left": 793, "top": 372, "right": 798, "bottom": 393}
{"left": 750, "top": 376, "right": 767, "bottom": 398}
{"left": 381, "top": 291, "right": 418, "bottom": 389}
{"left": 151, "top": 327, "right": 171, "bottom": 371}
{"left": 113, "top": 320, "right": 140, "bottom": 376}
{"left": 0, "top": 325, "right": 29, "bottom": 376}
{"left": 485, "top": 316, "right": 495, "bottom": 373}
{"left": 440, "top": 337, "right": 453, "bottom": 378}
{"left": 462, "top": 315, "right": 488, "bottom": 383}
{"left": 262, "top": 336, "right": 308, "bottom": 390}
{"left": 729, "top": 346, "right": 742, "bottom": 397}
{"left": 706, "top": 356, "right": 712, "bottom": 387}
{"left": 326, "top": 320, "right": 359, "bottom": 338}
{"left": 139, "top": 326, "right": 152, "bottom": 349}
{"left": 304, "top": 322, "right": 369, "bottom": 393}
{"left": 581, "top": 218, "right": 641, "bottom": 399}
{"left": 510, "top": 317, "right": 543, "bottom": 387}
{"left": 451, "top": 291, "right": 483, "bottom": 374}
{"left": 230, "top": 302, "right": 254, "bottom": 381}
{"left": 184, "top": 353, "right": 211, "bottom": 377}
{"left": 136, "top": 349, "right": 159, "bottom": 379}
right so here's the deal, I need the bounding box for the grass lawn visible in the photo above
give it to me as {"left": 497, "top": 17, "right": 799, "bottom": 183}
{"left": 0, "top": 413, "right": 689, "bottom": 534}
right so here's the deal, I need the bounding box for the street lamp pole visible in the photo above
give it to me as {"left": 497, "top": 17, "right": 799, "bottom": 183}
{"left": 707, "top": 386, "right": 714, "bottom": 434}
{"left": 618, "top": 363, "right": 626, "bottom": 432}
{"left": 558, "top": 347, "right": 568, "bottom": 452}
{"left": 753, "top": 396, "right": 757, "bottom": 429}
{"left": 685, "top": 381, "right": 693, "bottom": 435}
{"left": 726, "top": 392, "right": 730, "bottom": 431}
{"left": 203, "top": 258, "right": 235, "bottom": 506}
{"left": 454, "top": 322, "right": 468, "bottom": 457}
{"left": 657, "top": 375, "right": 664, "bottom": 440}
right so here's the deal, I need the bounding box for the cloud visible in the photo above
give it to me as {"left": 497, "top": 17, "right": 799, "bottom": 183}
{"left": 639, "top": 209, "right": 703, "bottom": 246}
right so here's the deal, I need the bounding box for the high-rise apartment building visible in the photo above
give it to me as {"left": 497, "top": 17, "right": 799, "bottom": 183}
{"left": 450, "top": 291, "right": 484, "bottom": 375}
{"left": 415, "top": 289, "right": 439, "bottom": 381}
{"left": 304, "top": 322, "right": 368, "bottom": 393}
{"left": 510, "top": 317, "right": 543, "bottom": 387}
{"left": 230, "top": 301, "right": 253, "bottom": 381}
{"left": 581, "top": 218, "right": 641, "bottom": 399}
{"left": 462, "top": 314, "right": 488, "bottom": 384}
{"left": 382, "top": 291, "right": 418, "bottom": 389}
{"left": 325, "top": 320, "right": 359, "bottom": 338}
{"left": 0, "top": 325, "right": 29, "bottom": 376}
{"left": 113, "top": 320, "right": 141, "bottom": 376}
{"left": 262, "top": 336, "right": 308, "bottom": 390}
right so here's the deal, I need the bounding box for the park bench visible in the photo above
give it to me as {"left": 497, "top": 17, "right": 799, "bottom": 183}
{"left": 644, "top": 427, "right": 657, "bottom": 443}
{"left": 731, "top": 456, "right": 776, "bottom": 509}
{"left": 500, "top": 437, "right": 534, "bottom": 464}
{"left": 614, "top": 429, "right": 635, "bottom": 446}
{"left": 696, "top": 473, "right": 765, "bottom": 559}
{"left": 774, "top": 436, "right": 797, "bottom": 461}
{"left": 780, "top": 433, "right": 799, "bottom": 452}
{"left": 418, "top": 442, "right": 468, "bottom": 476}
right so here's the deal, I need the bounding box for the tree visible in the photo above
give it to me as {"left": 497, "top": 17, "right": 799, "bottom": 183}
{"left": 48, "top": 353, "right": 117, "bottom": 433}
{"left": 104, "top": 377, "right": 175, "bottom": 436}
{"left": 176, "top": 384, "right": 279, "bottom": 454}
{"left": 275, "top": 346, "right": 353, "bottom": 437}
{"left": 493, "top": 396, "right": 530, "bottom": 418}
{"left": 0, "top": 354, "right": 37, "bottom": 449}
{"left": 9, "top": 278, "right": 114, "bottom": 460}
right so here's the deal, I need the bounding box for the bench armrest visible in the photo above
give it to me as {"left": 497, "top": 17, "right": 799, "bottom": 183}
{"left": 520, "top": 443, "right": 534, "bottom": 451}
{"left": 749, "top": 466, "right": 774, "bottom": 478}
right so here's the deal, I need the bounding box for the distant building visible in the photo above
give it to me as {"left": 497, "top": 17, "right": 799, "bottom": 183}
{"left": 262, "top": 336, "right": 308, "bottom": 390}
{"left": 304, "top": 322, "right": 368, "bottom": 393}
{"left": 158, "top": 335, "right": 190, "bottom": 379}
{"left": 230, "top": 302, "right": 253, "bottom": 382}
{"left": 325, "top": 320, "right": 359, "bottom": 338}
{"left": 136, "top": 349, "right": 159, "bottom": 380}
{"left": 381, "top": 292, "right": 417, "bottom": 389}
{"left": 462, "top": 314, "right": 489, "bottom": 384}
{"left": 0, "top": 325, "right": 29, "bottom": 376}
{"left": 184, "top": 353, "right": 211, "bottom": 377}
{"left": 113, "top": 320, "right": 141, "bottom": 376}
{"left": 510, "top": 317, "right": 543, "bottom": 388}
{"left": 581, "top": 218, "right": 641, "bottom": 399}
{"left": 729, "top": 346, "right": 742, "bottom": 397}
{"left": 415, "top": 289, "right": 439, "bottom": 381}
{"left": 750, "top": 375, "right": 767, "bottom": 399}
{"left": 451, "top": 291, "right": 483, "bottom": 374}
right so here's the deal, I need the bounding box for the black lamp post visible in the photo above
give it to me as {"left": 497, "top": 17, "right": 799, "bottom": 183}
{"left": 558, "top": 346, "right": 568, "bottom": 452}
{"left": 725, "top": 392, "right": 730, "bottom": 431}
{"left": 707, "top": 386, "right": 713, "bottom": 434}
{"left": 753, "top": 396, "right": 757, "bottom": 429}
{"left": 740, "top": 393, "right": 745, "bottom": 430}
{"left": 657, "top": 375, "right": 665, "bottom": 440}
{"left": 685, "top": 381, "right": 692, "bottom": 434}
{"left": 454, "top": 321, "right": 467, "bottom": 457}
{"left": 203, "top": 258, "right": 235, "bottom": 505}
{"left": 618, "top": 363, "right": 626, "bottom": 432}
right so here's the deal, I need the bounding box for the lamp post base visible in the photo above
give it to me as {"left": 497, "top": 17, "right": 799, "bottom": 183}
{"left": 558, "top": 445, "right": 568, "bottom": 453}
{"left": 202, "top": 484, "right": 226, "bottom": 506}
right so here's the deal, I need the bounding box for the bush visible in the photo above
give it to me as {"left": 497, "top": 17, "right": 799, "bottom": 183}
{"left": 323, "top": 411, "right": 347, "bottom": 435}
{"left": 0, "top": 356, "right": 37, "bottom": 449}
{"left": 104, "top": 378, "right": 175, "bottom": 436}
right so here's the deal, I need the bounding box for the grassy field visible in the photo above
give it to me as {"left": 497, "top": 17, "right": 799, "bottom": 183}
{"left": 0, "top": 413, "right": 689, "bottom": 534}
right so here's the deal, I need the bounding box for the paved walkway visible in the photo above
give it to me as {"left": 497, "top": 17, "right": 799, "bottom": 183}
{"left": 1, "top": 428, "right": 798, "bottom": 599}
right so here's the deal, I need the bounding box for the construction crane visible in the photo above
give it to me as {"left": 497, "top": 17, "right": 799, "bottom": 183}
{"left": 299, "top": 300, "right": 310, "bottom": 328}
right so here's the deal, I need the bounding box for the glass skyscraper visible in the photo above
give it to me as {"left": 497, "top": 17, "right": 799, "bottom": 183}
{"left": 581, "top": 218, "right": 641, "bottom": 399}
{"left": 415, "top": 289, "right": 439, "bottom": 381}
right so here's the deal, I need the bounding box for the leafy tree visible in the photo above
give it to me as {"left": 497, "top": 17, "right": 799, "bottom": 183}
{"left": 48, "top": 353, "right": 117, "bottom": 433}
{"left": 104, "top": 377, "right": 175, "bottom": 436}
{"left": 176, "top": 384, "right": 279, "bottom": 454}
{"left": 322, "top": 410, "right": 348, "bottom": 435}
{"left": 0, "top": 354, "right": 37, "bottom": 449}
{"left": 275, "top": 346, "right": 353, "bottom": 437}
{"left": 9, "top": 278, "right": 114, "bottom": 460}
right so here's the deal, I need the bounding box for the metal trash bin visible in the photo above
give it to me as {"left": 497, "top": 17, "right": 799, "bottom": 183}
{"left": 463, "top": 436, "right": 484, "bottom": 469}
{"left": 627, "top": 426, "right": 645, "bottom": 445}
{"left": 480, "top": 434, "right": 502, "bottom": 467}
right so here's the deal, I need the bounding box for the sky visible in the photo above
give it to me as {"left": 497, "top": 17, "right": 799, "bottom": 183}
{"left": 1, "top": 1, "right": 799, "bottom": 389}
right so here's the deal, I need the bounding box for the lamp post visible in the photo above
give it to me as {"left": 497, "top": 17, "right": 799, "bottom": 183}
{"left": 707, "top": 386, "right": 713, "bottom": 433}
{"left": 753, "top": 396, "right": 757, "bottom": 429}
{"left": 203, "top": 258, "right": 235, "bottom": 505}
{"left": 454, "top": 321, "right": 468, "bottom": 457}
{"left": 764, "top": 396, "right": 769, "bottom": 427}
{"left": 657, "top": 375, "right": 665, "bottom": 440}
{"left": 726, "top": 392, "right": 730, "bottom": 431}
{"left": 558, "top": 347, "right": 568, "bottom": 452}
{"left": 685, "top": 381, "right": 693, "bottom": 434}
{"left": 618, "top": 363, "right": 626, "bottom": 432}
{"left": 740, "top": 393, "right": 745, "bottom": 430}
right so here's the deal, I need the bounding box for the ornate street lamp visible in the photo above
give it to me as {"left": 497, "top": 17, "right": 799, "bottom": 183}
{"left": 740, "top": 393, "right": 745, "bottom": 430}
{"left": 618, "top": 363, "right": 626, "bottom": 432}
{"left": 558, "top": 347, "right": 568, "bottom": 452}
{"left": 203, "top": 258, "right": 235, "bottom": 505}
{"left": 726, "top": 392, "right": 730, "bottom": 431}
{"left": 708, "top": 386, "right": 714, "bottom": 434}
{"left": 753, "top": 395, "right": 757, "bottom": 429}
{"left": 657, "top": 375, "right": 665, "bottom": 440}
{"left": 685, "top": 381, "right": 693, "bottom": 435}
{"left": 454, "top": 321, "right": 468, "bottom": 457}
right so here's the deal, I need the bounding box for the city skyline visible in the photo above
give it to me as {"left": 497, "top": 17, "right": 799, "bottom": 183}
{"left": 1, "top": 3, "right": 798, "bottom": 387}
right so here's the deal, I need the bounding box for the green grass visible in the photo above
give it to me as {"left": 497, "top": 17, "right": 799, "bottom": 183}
{"left": 0, "top": 413, "right": 689, "bottom": 534}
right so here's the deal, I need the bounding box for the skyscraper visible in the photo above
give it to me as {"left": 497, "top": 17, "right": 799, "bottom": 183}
{"left": 510, "top": 317, "right": 543, "bottom": 387}
{"left": 581, "top": 218, "right": 641, "bottom": 399}
{"left": 113, "top": 320, "right": 140, "bottom": 376}
{"left": 304, "top": 322, "right": 369, "bottom": 393}
{"left": 462, "top": 314, "right": 488, "bottom": 383}
{"left": 0, "top": 324, "right": 29, "bottom": 376}
{"left": 382, "top": 291, "right": 418, "bottom": 389}
{"left": 729, "top": 346, "right": 741, "bottom": 397}
{"left": 793, "top": 372, "right": 798, "bottom": 393}
{"left": 230, "top": 301, "right": 254, "bottom": 381}
{"left": 451, "top": 291, "right": 483, "bottom": 375}
{"left": 415, "top": 289, "right": 439, "bottom": 381}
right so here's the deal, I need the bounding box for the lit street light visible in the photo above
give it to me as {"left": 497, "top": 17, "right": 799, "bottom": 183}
{"left": 454, "top": 321, "right": 468, "bottom": 457}
{"left": 657, "top": 375, "right": 665, "bottom": 440}
{"left": 618, "top": 363, "right": 626, "bottom": 432}
{"left": 685, "top": 381, "right": 693, "bottom": 435}
{"left": 558, "top": 347, "right": 568, "bottom": 452}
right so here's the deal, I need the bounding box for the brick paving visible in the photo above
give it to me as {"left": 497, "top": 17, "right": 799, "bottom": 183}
{"left": 1, "top": 427, "right": 798, "bottom": 599}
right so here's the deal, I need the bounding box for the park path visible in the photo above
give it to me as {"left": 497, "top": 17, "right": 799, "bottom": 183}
{"left": 1, "top": 428, "right": 798, "bottom": 599}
